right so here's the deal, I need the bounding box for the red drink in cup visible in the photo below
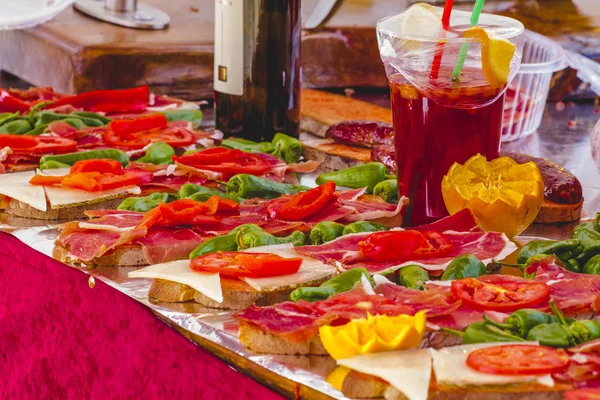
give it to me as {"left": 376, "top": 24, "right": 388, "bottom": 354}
{"left": 377, "top": 4, "right": 524, "bottom": 225}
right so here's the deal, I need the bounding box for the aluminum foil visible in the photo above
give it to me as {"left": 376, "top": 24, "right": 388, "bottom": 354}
{"left": 6, "top": 220, "right": 347, "bottom": 399}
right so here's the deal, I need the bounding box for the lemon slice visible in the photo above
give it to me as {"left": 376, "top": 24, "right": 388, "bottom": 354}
{"left": 397, "top": 3, "right": 442, "bottom": 38}
{"left": 442, "top": 154, "right": 543, "bottom": 238}
{"left": 463, "top": 27, "right": 516, "bottom": 88}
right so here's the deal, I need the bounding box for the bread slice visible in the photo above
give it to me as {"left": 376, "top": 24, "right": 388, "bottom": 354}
{"left": 53, "top": 244, "right": 148, "bottom": 267}
{"left": 301, "top": 134, "right": 371, "bottom": 172}
{"left": 300, "top": 89, "right": 392, "bottom": 138}
{"left": 535, "top": 198, "right": 583, "bottom": 223}
{"left": 4, "top": 197, "right": 126, "bottom": 220}
{"left": 238, "top": 322, "right": 461, "bottom": 356}
{"left": 148, "top": 274, "right": 333, "bottom": 310}
{"left": 341, "top": 370, "right": 567, "bottom": 400}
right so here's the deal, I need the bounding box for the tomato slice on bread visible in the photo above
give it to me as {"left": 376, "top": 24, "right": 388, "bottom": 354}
{"left": 190, "top": 252, "right": 302, "bottom": 278}
{"left": 451, "top": 275, "right": 549, "bottom": 312}
{"left": 467, "top": 345, "right": 569, "bottom": 376}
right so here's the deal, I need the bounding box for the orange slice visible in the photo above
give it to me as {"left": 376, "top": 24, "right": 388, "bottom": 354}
{"left": 442, "top": 154, "right": 543, "bottom": 238}
{"left": 463, "top": 27, "right": 516, "bottom": 88}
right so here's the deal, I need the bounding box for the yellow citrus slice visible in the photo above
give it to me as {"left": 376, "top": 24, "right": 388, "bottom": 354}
{"left": 441, "top": 154, "right": 543, "bottom": 238}
{"left": 397, "top": 3, "right": 442, "bottom": 38}
{"left": 463, "top": 27, "right": 516, "bottom": 88}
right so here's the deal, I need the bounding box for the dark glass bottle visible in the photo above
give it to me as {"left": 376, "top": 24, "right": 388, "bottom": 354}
{"left": 214, "top": 0, "right": 301, "bottom": 142}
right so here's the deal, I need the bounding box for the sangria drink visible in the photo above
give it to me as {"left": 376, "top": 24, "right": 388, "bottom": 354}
{"left": 377, "top": 4, "right": 524, "bottom": 225}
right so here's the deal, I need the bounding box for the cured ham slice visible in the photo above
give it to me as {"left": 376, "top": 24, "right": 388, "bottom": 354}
{"left": 526, "top": 257, "right": 600, "bottom": 313}
{"left": 295, "top": 229, "right": 516, "bottom": 273}
{"left": 234, "top": 287, "right": 460, "bottom": 343}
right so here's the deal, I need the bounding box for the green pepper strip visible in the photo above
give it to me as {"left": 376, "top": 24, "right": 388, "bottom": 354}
{"left": 517, "top": 239, "right": 582, "bottom": 265}
{"left": 442, "top": 322, "right": 526, "bottom": 344}
{"left": 570, "top": 320, "right": 600, "bottom": 343}
{"left": 178, "top": 183, "right": 238, "bottom": 202}
{"left": 309, "top": 221, "right": 345, "bottom": 245}
{"left": 573, "top": 215, "right": 600, "bottom": 265}
{"left": 117, "top": 193, "right": 171, "bottom": 212}
{"left": 221, "top": 138, "right": 275, "bottom": 154}
{"left": 163, "top": 109, "right": 203, "bottom": 128}
{"left": 373, "top": 179, "right": 398, "bottom": 204}
{"left": 236, "top": 225, "right": 305, "bottom": 249}
{"left": 290, "top": 268, "right": 373, "bottom": 302}
{"left": 316, "top": 162, "right": 390, "bottom": 194}
{"left": 226, "top": 174, "right": 309, "bottom": 199}
{"left": 272, "top": 133, "right": 302, "bottom": 164}
{"left": 0, "top": 119, "right": 33, "bottom": 134}
{"left": 342, "top": 221, "right": 389, "bottom": 235}
{"left": 398, "top": 265, "right": 430, "bottom": 290}
{"left": 583, "top": 254, "right": 600, "bottom": 275}
{"left": 39, "top": 149, "right": 130, "bottom": 169}
{"left": 482, "top": 310, "right": 553, "bottom": 338}
{"left": 441, "top": 254, "right": 487, "bottom": 281}
{"left": 135, "top": 142, "right": 175, "bottom": 165}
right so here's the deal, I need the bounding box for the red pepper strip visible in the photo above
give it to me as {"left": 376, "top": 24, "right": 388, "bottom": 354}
{"left": 174, "top": 148, "right": 273, "bottom": 179}
{"left": 275, "top": 182, "right": 337, "bottom": 221}
{"left": 62, "top": 172, "right": 104, "bottom": 191}
{"left": 358, "top": 230, "right": 455, "bottom": 262}
{"left": 29, "top": 175, "right": 65, "bottom": 186}
{"left": 138, "top": 197, "right": 238, "bottom": 229}
{"left": 47, "top": 86, "right": 150, "bottom": 114}
{"left": 0, "top": 91, "right": 31, "bottom": 113}
{"left": 108, "top": 114, "right": 168, "bottom": 136}
{"left": 95, "top": 169, "right": 154, "bottom": 190}
{"left": 70, "top": 158, "right": 123, "bottom": 174}
{"left": 0, "top": 135, "right": 77, "bottom": 154}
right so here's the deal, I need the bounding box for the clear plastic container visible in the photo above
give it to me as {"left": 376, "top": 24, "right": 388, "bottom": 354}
{"left": 502, "top": 30, "right": 567, "bottom": 142}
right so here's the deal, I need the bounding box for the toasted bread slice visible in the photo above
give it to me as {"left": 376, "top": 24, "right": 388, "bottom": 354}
{"left": 148, "top": 275, "right": 332, "bottom": 310}
{"left": 301, "top": 134, "right": 371, "bottom": 172}
{"left": 4, "top": 197, "right": 126, "bottom": 220}
{"left": 341, "top": 370, "right": 567, "bottom": 400}
{"left": 535, "top": 198, "right": 583, "bottom": 223}
{"left": 238, "top": 322, "right": 461, "bottom": 356}
{"left": 53, "top": 244, "right": 148, "bottom": 267}
{"left": 300, "top": 89, "right": 392, "bottom": 138}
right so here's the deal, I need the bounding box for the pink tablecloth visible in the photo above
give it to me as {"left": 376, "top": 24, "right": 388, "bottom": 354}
{"left": 0, "top": 232, "right": 285, "bottom": 400}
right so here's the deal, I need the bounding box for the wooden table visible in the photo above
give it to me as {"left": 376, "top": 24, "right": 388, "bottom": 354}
{"left": 2, "top": 0, "right": 598, "bottom": 100}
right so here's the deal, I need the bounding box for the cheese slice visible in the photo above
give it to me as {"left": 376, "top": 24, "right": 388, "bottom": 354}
{"left": 128, "top": 260, "right": 223, "bottom": 303}
{"left": 241, "top": 244, "right": 336, "bottom": 291}
{"left": 44, "top": 185, "right": 141, "bottom": 209}
{"left": 37, "top": 167, "right": 70, "bottom": 176}
{"left": 78, "top": 222, "right": 136, "bottom": 233}
{"left": 431, "top": 342, "right": 554, "bottom": 388}
{"left": 337, "top": 349, "right": 432, "bottom": 400}
{"left": 0, "top": 170, "right": 47, "bottom": 211}
{"left": 146, "top": 101, "right": 200, "bottom": 112}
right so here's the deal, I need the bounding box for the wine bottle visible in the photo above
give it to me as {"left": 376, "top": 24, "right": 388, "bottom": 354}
{"left": 214, "top": 0, "right": 301, "bottom": 142}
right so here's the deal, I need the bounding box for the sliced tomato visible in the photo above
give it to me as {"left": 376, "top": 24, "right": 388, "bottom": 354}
{"left": 275, "top": 182, "right": 337, "bottom": 221}
{"left": 0, "top": 135, "right": 77, "bottom": 154}
{"left": 190, "top": 252, "right": 303, "bottom": 278}
{"left": 70, "top": 158, "right": 123, "bottom": 174}
{"left": 174, "top": 148, "right": 272, "bottom": 178}
{"left": 155, "top": 127, "right": 195, "bottom": 147}
{"left": 32, "top": 136, "right": 78, "bottom": 154}
{"left": 358, "top": 230, "right": 454, "bottom": 262}
{"left": 96, "top": 169, "right": 154, "bottom": 190}
{"left": 103, "top": 128, "right": 151, "bottom": 150}
{"left": 109, "top": 113, "right": 168, "bottom": 135}
{"left": 451, "top": 275, "right": 550, "bottom": 312}
{"left": 565, "top": 389, "right": 600, "bottom": 400}
{"left": 466, "top": 345, "right": 569, "bottom": 376}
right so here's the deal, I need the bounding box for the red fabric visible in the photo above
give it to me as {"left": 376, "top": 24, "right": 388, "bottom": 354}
{"left": 0, "top": 232, "right": 284, "bottom": 400}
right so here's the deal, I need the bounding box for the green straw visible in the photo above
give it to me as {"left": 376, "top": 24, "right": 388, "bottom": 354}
{"left": 451, "top": 0, "right": 486, "bottom": 82}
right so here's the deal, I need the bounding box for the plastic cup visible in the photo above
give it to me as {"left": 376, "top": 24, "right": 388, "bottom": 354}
{"left": 376, "top": 4, "right": 524, "bottom": 225}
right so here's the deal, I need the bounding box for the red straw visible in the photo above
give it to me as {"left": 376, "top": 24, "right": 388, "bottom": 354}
{"left": 430, "top": 0, "right": 455, "bottom": 79}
